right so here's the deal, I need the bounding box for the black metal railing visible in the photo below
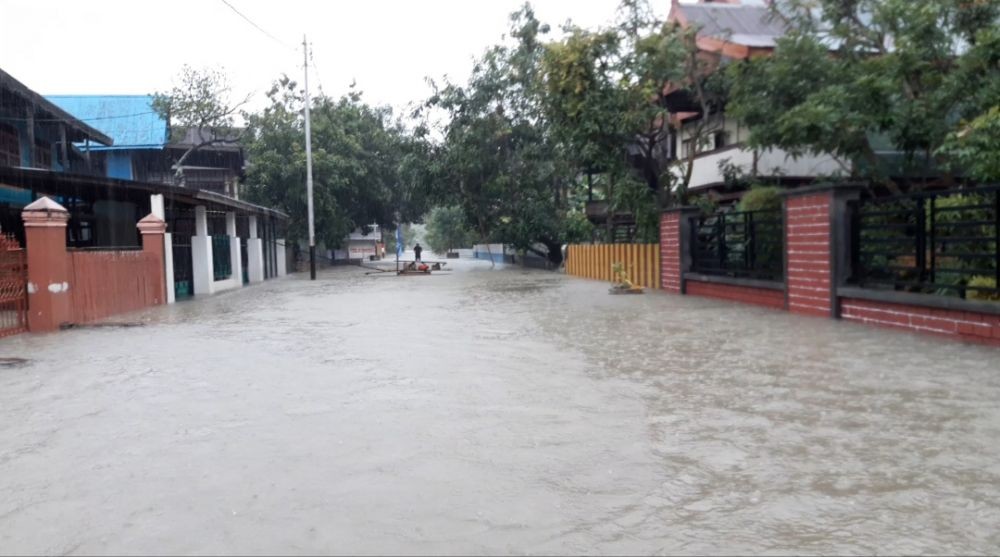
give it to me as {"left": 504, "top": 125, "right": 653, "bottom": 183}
{"left": 849, "top": 185, "right": 1000, "bottom": 300}
{"left": 690, "top": 209, "right": 784, "bottom": 281}
{"left": 212, "top": 235, "right": 232, "bottom": 281}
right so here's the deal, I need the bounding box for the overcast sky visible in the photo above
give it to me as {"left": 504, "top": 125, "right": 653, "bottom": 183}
{"left": 0, "top": 0, "right": 668, "bottom": 116}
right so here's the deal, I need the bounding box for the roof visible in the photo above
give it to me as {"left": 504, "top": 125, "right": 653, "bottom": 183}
{"left": 45, "top": 95, "right": 168, "bottom": 151}
{"left": 0, "top": 166, "right": 289, "bottom": 220}
{"left": 0, "top": 68, "right": 114, "bottom": 146}
{"left": 676, "top": 2, "right": 787, "bottom": 48}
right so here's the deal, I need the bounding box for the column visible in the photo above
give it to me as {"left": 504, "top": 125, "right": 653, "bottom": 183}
{"left": 136, "top": 214, "right": 167, "bottom": 305}
{"left": 21, "top": 197, "right": 71, "bottom": 332}
{"left": 659, "top": 207, "right": 699, "bottom": 294}
{"left": 226, "top": 211, "right": 242, "bottom": 285}
{"left": 191, "top": 205, "right": 213, "bottom": 295}
{"left": 276, "top": 239, "right": 287, "bottom": 277}
{"left": 247, "top": 215, "right": 264, "bottom": 283}
{"left": 149, "top": 194, "right": 174, "bottom": 302}
{"left": 782, "top": 184, "right": 862, "bottom": 318}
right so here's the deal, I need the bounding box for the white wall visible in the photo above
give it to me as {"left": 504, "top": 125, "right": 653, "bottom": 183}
{"left": 671, "top": 145, "right": 846, "bottom": 190}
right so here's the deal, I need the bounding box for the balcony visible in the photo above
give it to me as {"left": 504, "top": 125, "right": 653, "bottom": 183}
{"left": 671, "top": 145, "right": 845, "bottom": 190}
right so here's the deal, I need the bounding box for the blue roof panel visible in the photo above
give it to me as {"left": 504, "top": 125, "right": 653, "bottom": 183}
{"left": 45, "top": 95, "right": 168, "bottom": 149}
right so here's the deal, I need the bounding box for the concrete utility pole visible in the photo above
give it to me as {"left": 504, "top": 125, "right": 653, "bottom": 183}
{"left": 303, "top": 34, "right": 317, "bottom": 280}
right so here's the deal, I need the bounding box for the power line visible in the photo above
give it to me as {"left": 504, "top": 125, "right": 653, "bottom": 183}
{"left": 1, "top": 111, "right": 159, "bottom": 123}
{"left": 309, "top": 45, "right": 325, "bottom": 93}
{"left": 218, "top": 0, "right": 297, "bottom": 52}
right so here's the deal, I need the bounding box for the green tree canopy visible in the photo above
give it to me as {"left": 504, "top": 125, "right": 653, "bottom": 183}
{"left": 727, "top": 0, "right": 1000, "bottom": 188}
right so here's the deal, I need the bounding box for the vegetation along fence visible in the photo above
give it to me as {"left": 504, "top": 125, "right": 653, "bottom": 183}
{"left": 566, "top": 244, "right": 660, "bottom": 289}
{"left": 690, "top": 209, "right": 784, "bottom": 282}
{"left": 849, "top": 185, "right": 1000, "bottom": 300}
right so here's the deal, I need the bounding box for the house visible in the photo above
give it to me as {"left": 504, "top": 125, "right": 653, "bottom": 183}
{"left": 0, "top": 67, "right": 289, "bottom": 337}
{"left": 46, "top": 95, "right": 245, "bottom": 198}
{"left": 0, "top": 68, "right": 114, "bottom": 240}
{"left": 327, "top": 225, "right": 383, "bottom": 263}
{"left": 664, "top": 0, "right": 844, "bottom": 198}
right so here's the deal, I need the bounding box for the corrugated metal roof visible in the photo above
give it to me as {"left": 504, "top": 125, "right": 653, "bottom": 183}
{"left": 682, "top": 3, "right": 787, "bottom": 47}
{"left": 0, "top": 68, "right": 113, "bottom": 146}
{"left": 45, "top": 95, "right": 168, "bottom": 150}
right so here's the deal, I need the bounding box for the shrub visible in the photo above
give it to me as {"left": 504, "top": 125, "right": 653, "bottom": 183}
{"left": 737, "top": 186, "right": 783, "bottom": 212}
{"left": 967, "top": 276, "right": 1000, "bottom": 301}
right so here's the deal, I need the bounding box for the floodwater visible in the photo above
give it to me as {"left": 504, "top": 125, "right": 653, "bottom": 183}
{"left": 1, "top": 256, "right": 999, "bottom": 555}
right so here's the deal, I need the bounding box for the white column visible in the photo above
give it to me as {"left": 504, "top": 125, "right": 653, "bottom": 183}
{"left": 226, "top": 211, "right": 242, "bottom": 286}
{"left": 247, "top": 215, "right": 264, "bottom": 283}
{"left": 191, "top": 205, "right": 213, "bottom": 295}
{"left": 150, "top": 194, "right": 165, "bottom": 220}
{"left": 276, "top": 238, "right": 287, "bottom": 276}
{"left": 164, "top": 232, "right": 175, "bottom": 303}
{"left": 151, "top": 194, "right": 174, "bottom": 302}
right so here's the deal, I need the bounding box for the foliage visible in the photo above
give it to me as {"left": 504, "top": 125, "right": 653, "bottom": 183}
{"left": 737, "top": 186, "right": 783, "bottom": 212}
{"left": 938, "top": 106, "right": 1000, "bottom": 183}
{"left": 243, "top": 78, "right": 429, "bottom": 249}
{"left": 611, "top": 175, "right": 660, "bottom": 242}
{"left": 727, "top": 0, "right": 1000, "bottom": 187}
{"left": 152, "top": 65, "right": 249, "bottom": 179}
{"left": 426, "top": 6, "right": 578, "bottom": 265}
{"left": 540, "top": 5, "right": 709, "bottom": 205}
{"left": 967, "top": 276, "right": 1000, "bottom": 301}
{"left": 424, "top": 206, "right": 477, "bottom": 253}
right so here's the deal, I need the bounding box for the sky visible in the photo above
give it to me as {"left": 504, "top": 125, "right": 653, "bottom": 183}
{"left": 0, "top": 0, "right": 668, "bottom": 117}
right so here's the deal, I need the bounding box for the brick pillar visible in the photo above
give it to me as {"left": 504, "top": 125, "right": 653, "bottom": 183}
{"left": 783, "top": 184, "right": 862, "bottom": 318}
{"left": 660, "top": 207, "right": 699, "bottom": 293}
{"left": 22, "top": 197, "right": 71, "bottom": 332}
{"left": 137, "top": 213, "right": 167, "bottom": 305}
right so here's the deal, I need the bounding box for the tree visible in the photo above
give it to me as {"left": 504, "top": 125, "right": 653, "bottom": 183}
{"left": 427, "top": 6, "right": 580, "bottom": 265}
{"left": 152, "top": 65, "right": 249, "bottom": 183}
{"left": 243, "top": 78, "right": 422, "bottom": 251}
{"left": 424, "top": 206, "right": 476, "bottom": 254}
{"left": 938, "top": 106, "right": 1000, "bottom": 183}
{"left": 727, "top": 0, "right": 1000, "bottom": 189}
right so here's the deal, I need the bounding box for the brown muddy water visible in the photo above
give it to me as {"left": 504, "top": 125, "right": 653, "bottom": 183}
{"left": 1, "top": 258, "right": 998, "bottom": 555}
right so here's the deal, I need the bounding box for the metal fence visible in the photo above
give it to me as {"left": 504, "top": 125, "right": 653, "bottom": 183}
{"left": 0, "top": 233, "right": 27, "bottom": 338}
{"left": 212, "top": 235, "right": 232, "bottom": 281}
{"left": 690, "top": 209, "right": 784, "bottom": 281}
{"left": 849, "top": 185, "right": 1000, "bottom": 300}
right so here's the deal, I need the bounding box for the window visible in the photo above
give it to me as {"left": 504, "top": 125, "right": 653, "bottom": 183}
{"left": 681, "top": 130, "right": 730, "bottom": 158}
{"left": 0, "top": 123, "right": 20, "bottom": 167}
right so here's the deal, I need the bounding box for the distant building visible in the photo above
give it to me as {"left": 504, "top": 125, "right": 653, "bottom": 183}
{"left": 329, "top": 225, "right": 383, "bottom": 262}
{"left": 47, "top": 95, "right": 245, "bottom": 198}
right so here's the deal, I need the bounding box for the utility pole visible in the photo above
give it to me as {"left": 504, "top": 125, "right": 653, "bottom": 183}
{"left": 303, "top": 34, "right": 317, "bottom": 280}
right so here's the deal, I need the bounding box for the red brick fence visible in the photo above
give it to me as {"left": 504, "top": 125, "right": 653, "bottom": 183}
{"left": 659, "top": 184, "right": 1000, "bottom": 345}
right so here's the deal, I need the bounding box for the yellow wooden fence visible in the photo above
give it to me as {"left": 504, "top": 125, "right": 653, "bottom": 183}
{"left": 565, "top": 244, "right": 661, "bottom": 289}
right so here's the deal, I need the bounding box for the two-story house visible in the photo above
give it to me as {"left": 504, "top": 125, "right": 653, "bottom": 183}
{"left": 46, "top": 95, "right": 245, "bottom": 198}
{"left": 665, "top": 0, "right": 845, "bottom": 199}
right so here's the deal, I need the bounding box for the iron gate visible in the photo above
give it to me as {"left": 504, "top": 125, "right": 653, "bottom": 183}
{"left": 0, "top": 233, "right": 27, "bottom": 337}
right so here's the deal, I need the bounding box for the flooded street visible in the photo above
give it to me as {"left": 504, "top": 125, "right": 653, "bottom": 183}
{"left": 1, "top": 259, "right": 999, "bottom": 555}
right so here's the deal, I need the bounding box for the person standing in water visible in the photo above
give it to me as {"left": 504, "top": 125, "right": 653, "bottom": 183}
{"left": 413, "top": 243, "right": 423, "bottom": 262}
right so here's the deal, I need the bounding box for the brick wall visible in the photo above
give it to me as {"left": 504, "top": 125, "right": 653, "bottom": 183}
{"left": 686, "top": 279, "right": 786, "bottom": 309}
{"left": 785, "top": 193, "right": 832, "bottom": 317}
{"left": 660, "top": 211, "right": 682, "bottom": 293}
{"left": 842, "top": 298, "right": 1000, "bottom": 345}
{"left": 649, "top": 194, "right": 1000, "bottom": 347}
